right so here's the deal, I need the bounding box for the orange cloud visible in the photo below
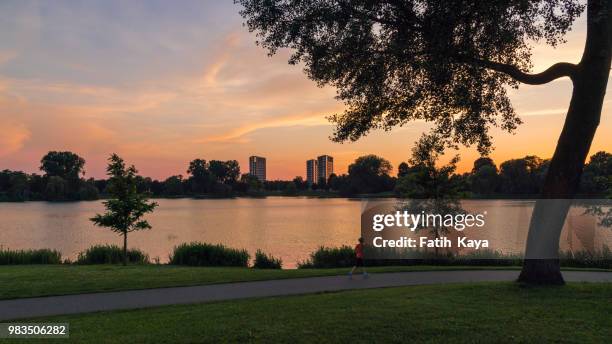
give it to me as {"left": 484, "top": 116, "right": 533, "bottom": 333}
{"left": 0, "top": 121, "right": 30, "bottom": 156}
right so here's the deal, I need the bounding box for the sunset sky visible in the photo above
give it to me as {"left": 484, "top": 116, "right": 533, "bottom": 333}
{"left": 1, "top": 0, "right": 610, "bottom": 180}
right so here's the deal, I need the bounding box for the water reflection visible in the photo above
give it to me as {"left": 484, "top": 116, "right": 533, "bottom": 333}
{"left": 0, "top": 198, "right": 610, "bottom": 267}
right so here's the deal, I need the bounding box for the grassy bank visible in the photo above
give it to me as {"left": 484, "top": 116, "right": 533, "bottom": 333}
{"left": 0, "top": 265, "right": 525, "bottom": 300}
{"left": 0, "top": 265, "right": 608, "bottom": 300}
{"left": 11, "top": 283, "right": 612, "bottom": 343}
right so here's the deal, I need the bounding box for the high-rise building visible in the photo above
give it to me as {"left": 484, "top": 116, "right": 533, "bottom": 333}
{"left": 306, "top": 159, "right": 318, "bottom": 185}
{"left": 317, "top": 155, "right": 334, "bottom": 184}
{"left": 249, "top": 156, "right": 266, "bottom": 181}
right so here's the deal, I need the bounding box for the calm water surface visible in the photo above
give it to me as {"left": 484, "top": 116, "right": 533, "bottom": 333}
{"left": 0, "top": 198, "right": 361, "bottom": 267}
{"left": 0, "top": 198, "right": 609, "bottom": 267}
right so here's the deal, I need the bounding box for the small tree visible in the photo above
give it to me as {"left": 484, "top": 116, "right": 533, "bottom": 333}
{"left": 397, "top": 134, "right": 465, "bottom": 256}
{"left": 395, "top": 134, "right": 462, "bottom": 199}
{"left": 90, "top": 154, "right": 158, "bottom": 265}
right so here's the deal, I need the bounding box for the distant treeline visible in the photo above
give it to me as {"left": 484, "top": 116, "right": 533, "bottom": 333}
{"left": 0, "top": 150, "right": 610, "bottom": 202}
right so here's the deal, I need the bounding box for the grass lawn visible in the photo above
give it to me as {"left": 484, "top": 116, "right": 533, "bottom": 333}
{"left": 8, "top": 282, "right": 611, "bottom": 343}
{"left": 0, "top": 264, "right": 531, "bottom": 300}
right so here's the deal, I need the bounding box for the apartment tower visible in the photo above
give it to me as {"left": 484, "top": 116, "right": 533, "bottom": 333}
{"left": 306, "top": 159, "right": 318, "bottom": 185}
{"left": 317, "top": 155, "right": 334, "bottom": 184}
{"left": 248, "top": 156, "right": 266, "bottom": 181}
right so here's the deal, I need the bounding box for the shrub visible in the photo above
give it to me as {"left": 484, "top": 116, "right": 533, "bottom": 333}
{"left": 169, "top": 242, "right": 250, "bottom": 267}
{"left": 76, "top": 245, "right": 149, "bottom": 264}
{"left": 297, "top": 246, "right": 355, "bottom": 269}
{"left": 253, "top": 249, "right": 282, "bottom": 269}
{"left": 0, "top": 248, "right": 62, "bottom": 265}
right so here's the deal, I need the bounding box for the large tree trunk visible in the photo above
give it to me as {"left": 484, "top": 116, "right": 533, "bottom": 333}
{"left": 518, "top": 0, "right": 612, "bottom": 284}
{"left": 123, "top": 232, "right": 128, "bottom": 266}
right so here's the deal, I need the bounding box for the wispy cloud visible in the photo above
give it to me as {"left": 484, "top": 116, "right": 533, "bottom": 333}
{"left": 199, "top": 111, "right": 337, "bottom": 144}
{"left": 520, "top": 107, "right": 567, "bottom": 116}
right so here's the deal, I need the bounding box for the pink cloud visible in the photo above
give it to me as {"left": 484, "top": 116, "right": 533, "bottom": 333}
{"left": 0, "top": 121, "right": 30, "bottom": 156}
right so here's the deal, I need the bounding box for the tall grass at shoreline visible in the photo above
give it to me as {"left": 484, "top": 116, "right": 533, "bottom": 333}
{"left": 169, "top": 242, "right": 250, "bottom": 267}
{"left": 559, "top": 245, "right": 612, "bottom": 268}
{"left": 253, "top": 249, "right": 283, "bottom": 269}
{"left": 76, "top": 245, "right": 150, "bottom": 265}
{"left": 297, "top": 246, "right": 355, "bottom": 268}
{"left": 0, "top": 248, "right": 62, "bottom": 265}
{"left": 1, "top": 244, "right": 609, "bottom": 269}
{"left": 297, "top": 246, "right": 611, "bottom": 269}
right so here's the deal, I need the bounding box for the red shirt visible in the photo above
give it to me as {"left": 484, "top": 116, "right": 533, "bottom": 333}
{"left": 355, "top": 243, "right": 364, "bottom": 258}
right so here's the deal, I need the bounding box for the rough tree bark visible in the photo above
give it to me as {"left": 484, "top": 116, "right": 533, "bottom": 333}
{"left": 517, "top": 0, "right": 612, "bottom": 284}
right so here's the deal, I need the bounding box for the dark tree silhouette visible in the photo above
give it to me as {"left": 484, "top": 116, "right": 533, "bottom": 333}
{"left": 397, "top": 162, "right": 410, "bottom": 178}
{"left": 209, "top": 160, "right": 241, "bottom": 184}
{"left": 472, "top": 158, "right": 497, "bottom": 174}
{"left": 40, "top": 151, "right": 85, "bottom": 180}
{"left": 187, "top": 159, "right": 212, "bottom": 193}
{"left": 470, "top": 157, "right": 499, "bottom": 195}
{"left": 580, "top": 151, "right": 612, "bottom": 194}
{"left": 348, "top": 154, "right": 394, "bottom": 193}
{"left": 395, "top": 134, "right": 461, "bottom": 199}
{"left": 499, "top": 156, "right": 546, "bottom": 195}
{"left": 238, "top": 0, "right": 611, "bottom": 284}
{"left": 40, "top": 151, "right": 86, "bottom": 198}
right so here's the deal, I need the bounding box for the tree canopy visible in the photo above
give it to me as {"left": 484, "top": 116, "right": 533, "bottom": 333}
{"left": 238, "top": 0, "right": 584, "bottom": 154}
{"left": 186, "top": 158, "right": 242, "bottom": 194}
{"left": 347, "top": 154, "right": 394, "bottom": 193}
{"left": 580, "top": 151, "right": 612, "bottom": 195}
{"left": 40, "top": 151, "right": 85, "bottom": 181}
{"left": 395, "top": 134, "right": 461, "bottom": 198}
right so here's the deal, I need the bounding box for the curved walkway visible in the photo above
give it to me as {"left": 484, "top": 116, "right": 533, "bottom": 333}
{"left": 1, "top": 270, "right": 610, "bottom": 321}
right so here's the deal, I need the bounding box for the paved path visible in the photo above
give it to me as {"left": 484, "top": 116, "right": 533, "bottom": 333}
{"left": 1, "top": 270, "right": 610, "bottom": 321}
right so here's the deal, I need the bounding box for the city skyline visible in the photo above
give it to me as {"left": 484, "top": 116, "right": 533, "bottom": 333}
{"left": 0, "top": 1, "right": 611, "bottom": 180}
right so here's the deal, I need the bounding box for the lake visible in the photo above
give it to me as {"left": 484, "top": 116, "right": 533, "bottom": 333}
{"left": 0, "top": 198, "right": 610, "bottom": 267}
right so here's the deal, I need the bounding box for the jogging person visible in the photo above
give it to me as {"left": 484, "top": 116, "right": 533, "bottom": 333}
{"left": 348, "top": 237, "right": 368, "bottom": 279}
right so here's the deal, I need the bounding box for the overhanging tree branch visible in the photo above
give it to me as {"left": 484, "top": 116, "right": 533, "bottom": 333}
{"left": 471, "top": 59, "right": 578, "bottom": 85}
